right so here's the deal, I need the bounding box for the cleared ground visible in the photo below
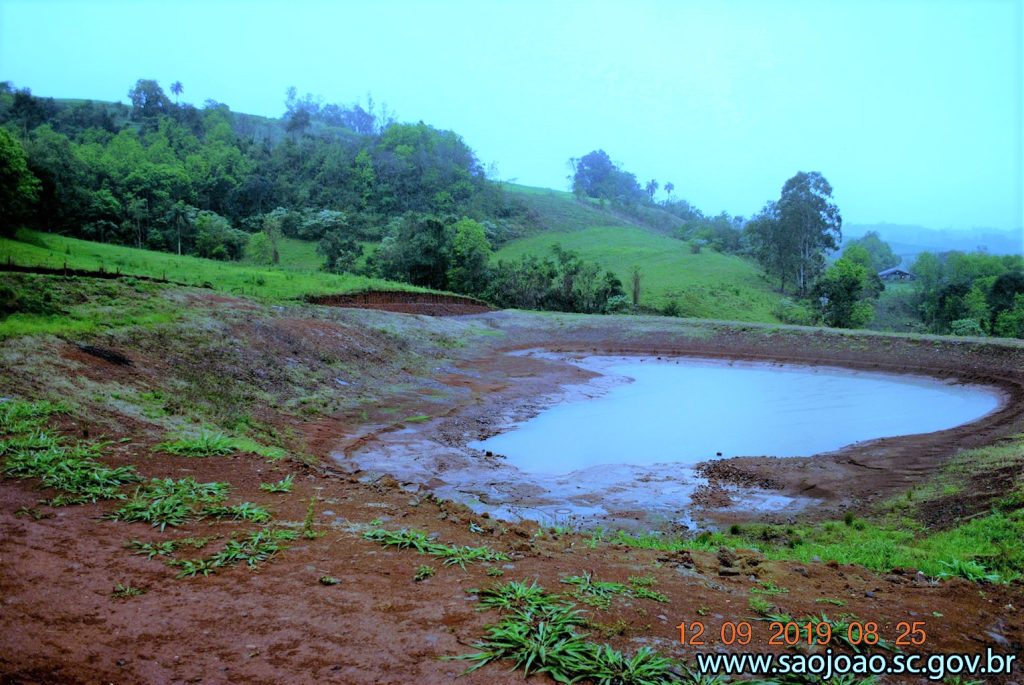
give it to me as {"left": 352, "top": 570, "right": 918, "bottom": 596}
{"left": 1, "top": 274, "right": 1022, "bottom": 683}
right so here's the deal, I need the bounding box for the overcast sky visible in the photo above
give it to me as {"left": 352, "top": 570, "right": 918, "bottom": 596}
{"left": 1, "top": 0, "right": 1021, "bottom": 232}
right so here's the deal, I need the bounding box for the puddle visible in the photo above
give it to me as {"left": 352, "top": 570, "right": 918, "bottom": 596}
{"left": 471, "top": 356, "right": 1002, "bottom": 474}
{"left": 338, "top": 354, "right": 1004, "bottom": 530}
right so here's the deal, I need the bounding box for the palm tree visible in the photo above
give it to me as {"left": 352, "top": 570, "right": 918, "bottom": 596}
{"left": 664, "top": 182, "right": 675, "bottom": 203}
{"left": 170, "top": 81, "right": 183, "bottom": 104}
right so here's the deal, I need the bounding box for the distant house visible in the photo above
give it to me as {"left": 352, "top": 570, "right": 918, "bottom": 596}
{"left": 878, "top": 267, "right": 915, "bottom": 281}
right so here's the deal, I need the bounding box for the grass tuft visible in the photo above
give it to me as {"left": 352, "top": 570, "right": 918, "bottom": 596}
{"left": 156, "top": 431, "right": 236, "bottom": 457}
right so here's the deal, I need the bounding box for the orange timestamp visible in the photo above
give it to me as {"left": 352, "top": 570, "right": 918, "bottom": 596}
{"left": 678, "top": 620, "right": 928, "bottom": 648}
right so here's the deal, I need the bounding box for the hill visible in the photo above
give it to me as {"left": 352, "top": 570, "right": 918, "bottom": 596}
{"left": 0, "top": 229, "right": 422, "bottom": 302}
{"left": 495, "top": 224, "right": 783, "bottom": 322}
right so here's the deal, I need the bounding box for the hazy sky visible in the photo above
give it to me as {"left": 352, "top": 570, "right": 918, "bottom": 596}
{"left": 1, "top": 0, "right": 1021, "bottom": 231}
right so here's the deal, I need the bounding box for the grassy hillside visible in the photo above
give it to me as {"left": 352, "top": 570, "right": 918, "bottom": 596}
{"left": 504, "top": 183, "right": 683, "bottom": 236}
{"left": 495, "top": 225, "right": 783, "bottom": 322}
{"left": 0, "top": 230, "right": 423, "bottom": 301}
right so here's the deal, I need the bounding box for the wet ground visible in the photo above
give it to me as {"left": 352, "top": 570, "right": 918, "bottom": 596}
{"left": 2, "top": 288, "right": 1024, "bottom": 683}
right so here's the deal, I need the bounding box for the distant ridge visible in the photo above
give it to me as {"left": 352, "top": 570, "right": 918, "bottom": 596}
{"left": 844, "top": 222, "right": 1023, "bottom": 261}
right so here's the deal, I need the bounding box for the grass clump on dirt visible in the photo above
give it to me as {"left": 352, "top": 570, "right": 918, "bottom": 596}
{"left": 110, "top": 583, "right": 146, "bottom": 599}
{"left": 259, "top": 474, "right": 294, "bottom": 493}
{"left": 456, "top": 579, "right": 678, "bottom": 684}
{"left": 200, "top": 502, "right": 272, "bottom": 523}
{"left": 362, "top": 527, "right": 510, "bottom": 569}
{"left": 0, "top": 399, "right": 141, "bottom": 504}
{"left": 170, "top": 528, "right": 298, "bottom": 578}
{"left": 156, "top": 431, "right": 236, "bottom": 457}
{"left": 107, "top": 477, "right": 230, "bottom": 530}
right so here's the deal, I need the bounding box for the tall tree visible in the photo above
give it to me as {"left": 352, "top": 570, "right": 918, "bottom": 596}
{"left": 776, "top": 171, "right": 842, "bottom": 295}
{"left": 170, "top": 81, "right": 184, "bottom": 104}
{"left": 645, "top": 179, "right": 659, "bottom": 201}
{"left": 663, "top": 181, "right": 674, "bottom": 202}
{"left": 0, "top": 128, "right": 41, "bottom": 237}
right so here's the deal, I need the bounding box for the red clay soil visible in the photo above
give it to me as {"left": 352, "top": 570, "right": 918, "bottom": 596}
{"left": 306, "top": 291, "right": 492, "bottom": 316}
{"left": 2, "top": 301, "right": 1024, "bottom": 684}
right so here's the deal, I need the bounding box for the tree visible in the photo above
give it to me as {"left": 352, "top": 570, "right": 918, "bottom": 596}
{"left": 127, "top": 79, "right": 171, "bottom": 125}
{"left": 845, "top": 231, "right": 898, "bottom": 272}
{"left": 645, "top": 179, "right": 659, "bottom": 201}
{"left": 0, "top": 128, "right": 40, "bottom": 237}
{"left": 246, "top": 231, "right": 274, "bottom": 265}
{"left": 776, "top": 171, "right": 842, "bottom": 296}
{"left": 993, "top": 294, "right": 1024, "bottom": 339}
{"left": 813, "top": 257, "right": 874, "bottom": 328}
{"left": 569, "top": 150, "right": 642, "bottom": 204}
{"left": 318, "top": 230, "right": 361, "bottom": 273}
{"left": 446, "top": 218, "right": 491, "bottom": 294}
{"left": 165, "top": 200, "right": 191, "bottom": 255}
{"left": 630, "top": 265, "right": 642, "bottom": 307}
{"left": 745, "top": 201, "right": 798, "bottom": 291}
{"left": 171, "top": 81, "right": 183, "bottom": 104}
{"left": 663, "top": 182, "right": 674, "bottom": 203}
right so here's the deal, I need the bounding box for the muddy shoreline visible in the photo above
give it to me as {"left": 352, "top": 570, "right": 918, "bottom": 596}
{"left": 338, "top": 312, "right": 1024, "bottom": 528}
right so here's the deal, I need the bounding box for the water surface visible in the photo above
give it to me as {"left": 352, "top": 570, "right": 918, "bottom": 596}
{"left": 471, "top": 357, "right": 1002, "bottom": 475}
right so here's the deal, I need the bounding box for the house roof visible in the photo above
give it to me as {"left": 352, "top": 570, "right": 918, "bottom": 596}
{"left": 878, "top": 267, "right": 913, "bottom": 276}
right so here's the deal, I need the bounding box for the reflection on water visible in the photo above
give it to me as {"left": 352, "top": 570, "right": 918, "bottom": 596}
{"left": 471, "top": 357, "right": 1003, "bottom": 475}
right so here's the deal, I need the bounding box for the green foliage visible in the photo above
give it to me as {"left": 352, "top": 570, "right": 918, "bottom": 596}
{"left": 111, "top": 583, "right": 146, "bottom": 599}
{"left": 911, "top": 251, "right": 1023, "bottom": 336}
{"left": 156, "top": 431, "right": 236, "bottom": 457}
{"left": 171, "top": 528, "right": 298, "bottom": 577}
{"left": 319, "top": 575, "right": 340, "bottom": 585}
{"left": 108, "top": 477, "right": 230, "bottom": 530}
{"left": 813, "top": 257, "right": 876, "bottom": 328}
{"left": 446, "top": 218, "right": 492, "bottom": 294}
{"left": 0, "top": 128, "right": 41, "bottom": 237}
{"left": 259, "top": 474, "right": 294, "bottom": 493}
{"left": 362, "top": 527, "right": 510, "bottom": 568}
{"left": 496, "top": 225, "right": 784, "bottom": 321}
{"left": 844, "top": 231, "right": 899, "bottom": 272}
{"left": 1, "top": 400, "right": 141, "bottom": 503}
{"left": 458, "top": 579, "right": 676, "bottom": 685}
{"left": 570, "top": 149, "right": 643, "bottom": 205}
{"left": 201, "top": 502, "right": 272, "bottom": 523}
{"left": 747, "top": 172, "right": 842, "bottom": 296}
{"left": 302, "top": 495, "right": 319, "bottom": 539}
{"left": 413, "top": 564, "right": 436, "bottom": 582}
{"left": 318, "top": 228, "right": 362, "bottom": 274}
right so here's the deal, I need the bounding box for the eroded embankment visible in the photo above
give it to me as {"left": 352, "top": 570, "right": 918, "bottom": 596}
{"left": 306, "top": 290, "right": 492, "bottom": 315}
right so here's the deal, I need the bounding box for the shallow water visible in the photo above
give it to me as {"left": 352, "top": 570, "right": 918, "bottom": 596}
{"left": 471, "top": 357, "right": 1003, "bottom": 475}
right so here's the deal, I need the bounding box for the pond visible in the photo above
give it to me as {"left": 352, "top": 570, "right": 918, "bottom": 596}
{"left": 470, "top": 356, "right": 1003, "bottom": 475}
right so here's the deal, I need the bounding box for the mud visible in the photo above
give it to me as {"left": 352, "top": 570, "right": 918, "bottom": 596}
{"left": 338, "top": 312, "right": 1024, "bottom": 528}
{"left": 2, "top": 292, "right": 1024, "bottom": 684}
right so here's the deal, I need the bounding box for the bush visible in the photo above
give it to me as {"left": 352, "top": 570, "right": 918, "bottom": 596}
{"left": 950, "top": 318, "right": 985, "bottom": 337}
{"left": 772, "top": 298, "right": 818, "bottom": 326}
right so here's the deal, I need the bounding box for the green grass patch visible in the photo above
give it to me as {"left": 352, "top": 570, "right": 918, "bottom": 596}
{"left": 170, "top": 528, "right": 298, "bottom": 577}
{"left": 201, "top": 502, "right": 272, "bottom": 523}
{"left": 1, "top": 400, "right": 141, "bottom": 504}
{"left": 0, "top": 273, "right": 181, "bottom": 340}
{"left": 107, "top": 477, "right": 230, "bottom": 530}
{"left": 2, "top": 229, "right": 428, "bottom": 303}
{"left": 111, "top": 583, "right": 146, "bottom": 599}
{"left": 362, "top": 528, "right": 510, "bottom": 569}
{"left": 495, "top": 225, "right": 783, "bottom": 322}
{"left": 155, "top": 431, "right": 236, "bottom": 457}
{"left": 259, "top": 474, "right": 294, "bottom": 493}
{"left": 455, "top": 578, "right": 677, "bottom": 684}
